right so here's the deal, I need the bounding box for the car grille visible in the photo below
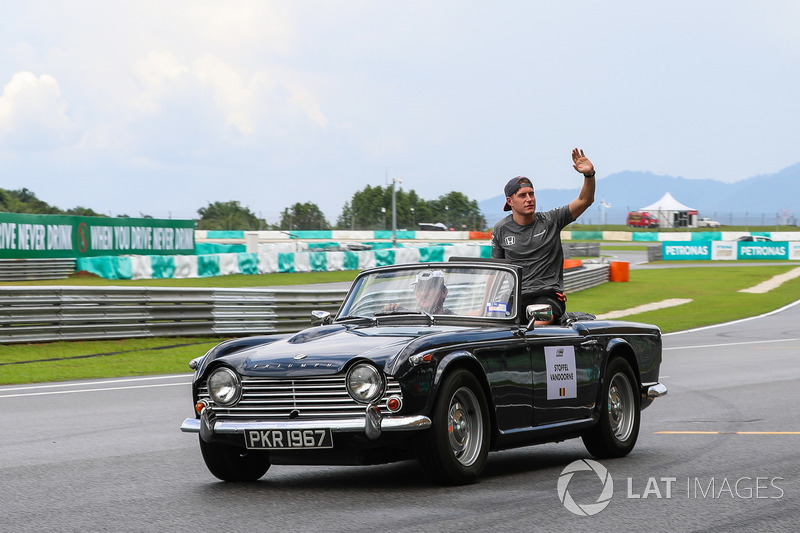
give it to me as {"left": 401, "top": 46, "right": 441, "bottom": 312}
{"left": 199, "top": 375, "right": 402, "bottom": 420}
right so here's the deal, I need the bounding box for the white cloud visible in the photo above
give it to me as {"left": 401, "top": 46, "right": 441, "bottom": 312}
{"left": 285, "top": 80, "right": 328, "bottom": 129}
{"left": 129, "top": 52, "right": 192, "bottom": 114}
{"left": 127, "top": 49, "right": 329, "bottom": 150}
{"left": 193, "top": 54, "right": 261, "bottom": 137}
{"left": 1, "top": 1, "right": 799, "bottom": 221}
{"left": 0, "top": 71, "right": 75, "bottom": 151}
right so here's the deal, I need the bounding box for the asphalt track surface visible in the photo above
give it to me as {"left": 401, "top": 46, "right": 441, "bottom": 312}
{"left": 2, "top": 297, "right": 798, "bottom": 532}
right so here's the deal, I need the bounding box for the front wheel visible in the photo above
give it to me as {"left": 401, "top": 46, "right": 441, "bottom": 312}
{"left": 582, "top": 357, "right": 640, "bottom": 458}
{"left": 199, "top": 437, "right": 271, "bottom": 482}
{"left": 417, "top": 369, "right": 490, "bottom": 485}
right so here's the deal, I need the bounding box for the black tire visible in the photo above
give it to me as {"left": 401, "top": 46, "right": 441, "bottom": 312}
{"left": 582, "top": 357, "right": 640, "bottom": 458}
{"left": 199, "top": 437, "right": 271, "bottom": 482}
{"left": 417, "top": 369, "right": 490, "bottom": 485}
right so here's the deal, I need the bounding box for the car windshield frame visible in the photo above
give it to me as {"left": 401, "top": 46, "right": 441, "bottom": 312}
{"left": 337, "top": 262, "right": 520, "bottom": 323}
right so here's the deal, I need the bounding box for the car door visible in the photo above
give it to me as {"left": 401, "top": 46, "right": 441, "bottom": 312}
{"left": 473, "top": 336, "right": 533, "bottom": 434}
{"left": 526, "top": 325, "right": 600, "bottom": 426}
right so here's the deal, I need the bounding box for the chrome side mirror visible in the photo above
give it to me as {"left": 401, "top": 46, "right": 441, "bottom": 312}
{"left": 311, "top": 310, "right": 332, "bottom": 326}
{"left": 525, "top": 304, "right": 553, "bottom": 329}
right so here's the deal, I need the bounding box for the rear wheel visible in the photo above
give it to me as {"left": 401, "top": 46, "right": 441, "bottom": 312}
{"left": 417, "top": 369, "right": 490, "bottom": 485}
{"left": 199, "top": 437, "right": 271, "bottom": 482}
{"left": 582, "top": 357, "right": 640, "bottom": 458}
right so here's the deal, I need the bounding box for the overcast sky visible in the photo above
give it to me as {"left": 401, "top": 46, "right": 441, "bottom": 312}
{"left": 1, "top": 1, "right": 798, "bottom": 223}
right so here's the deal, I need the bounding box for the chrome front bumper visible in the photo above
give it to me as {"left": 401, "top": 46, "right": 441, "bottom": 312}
{"left": 181, "top": 403, "right": 432, "bottom": 443}
{"left": 640, "top": 382, "right": 668, "bottom": 410}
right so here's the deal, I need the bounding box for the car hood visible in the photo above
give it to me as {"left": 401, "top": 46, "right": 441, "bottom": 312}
{"left": 215, "top": 324, "right": 451, "bottom": 378}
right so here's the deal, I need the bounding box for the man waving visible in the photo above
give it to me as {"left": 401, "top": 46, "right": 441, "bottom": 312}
{"left": 491, "top": 148, "right": 596, "bottom": 324}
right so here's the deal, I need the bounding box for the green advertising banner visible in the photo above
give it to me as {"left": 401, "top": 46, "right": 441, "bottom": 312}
{"left": 0, "top": 212, "right": 195, "bottom": 259}
{"left": 737, "top": 241, "right": 789, "bottom": 260}
{"left": 663, "top": 240, "right": 795, "bottom": 261}
{"left": 662, "top": 241, "right": 712, "bottom": 260}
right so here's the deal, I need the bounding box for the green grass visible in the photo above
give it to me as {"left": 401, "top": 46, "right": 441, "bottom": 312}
{"left": 568, "top": 265, "right": 800, "bottom": 332}
{"left": 1, "top": 265, "right": 799, "bottom": 386}
{"left": 0, "top": 337, "right": 230, "bottom": 385}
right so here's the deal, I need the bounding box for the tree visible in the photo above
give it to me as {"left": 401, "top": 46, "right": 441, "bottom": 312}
{"left": 337, "top": 185, "right": 426, "bottom": 230}
{"left": 343, "top": 185, "right": 389, "bottom": 230}
{"left": 65, "top": 206, "right": 104, "bottom": 217}
{"left": 336, "top": 186, "right": 486, "bottom": 231}
{"left": 430, "top": 192, "right": 486, "bottom": 230}
{"left": 0, "top": 188, "right": 61, "bottom": 215}
{"left": 278, "top": 202, "right": 330, "bottom": 230}
{"left": 196, "top": 201, "right": 266, "bottom": 230}
{"left": 337, "top": 201, "right": 356, "bottom": 230}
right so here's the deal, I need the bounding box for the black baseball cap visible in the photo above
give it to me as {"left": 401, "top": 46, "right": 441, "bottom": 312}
{"left": 503, "top": 176, "right": 533, "bottom": 211}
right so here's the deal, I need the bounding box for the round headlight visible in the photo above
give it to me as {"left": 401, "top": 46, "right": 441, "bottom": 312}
{"left": 207, "top": 367, "right": 241, "bottom": 406}
{"left": 346, "top": 363, "right": 384, "bottom": 404}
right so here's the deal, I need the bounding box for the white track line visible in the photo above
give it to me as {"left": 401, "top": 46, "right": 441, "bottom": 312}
{"left": 738, "top": 266, "right": 800, "bottom": 294}
{"left": 596, "top": 298, "right": 692, "bottom": 320}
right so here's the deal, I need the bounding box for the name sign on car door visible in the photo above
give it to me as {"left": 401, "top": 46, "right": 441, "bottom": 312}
{"left": 545, "top": 346, "right": 577, "bottom": 400}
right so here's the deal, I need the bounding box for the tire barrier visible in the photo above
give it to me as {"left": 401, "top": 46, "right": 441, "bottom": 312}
{"left": 76, "top": 244, "right": 495, "bottom": 280}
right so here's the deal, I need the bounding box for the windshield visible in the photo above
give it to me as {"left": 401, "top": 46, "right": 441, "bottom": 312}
{"left": 338, "top": 265, "right": 517, "bottom": 320}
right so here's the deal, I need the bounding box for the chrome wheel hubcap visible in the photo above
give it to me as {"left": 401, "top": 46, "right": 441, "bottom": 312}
{"left": 447, "top": 387, "right": 483, "bottom": 466}
{"left": 608, "top": 372, "right": 634, "bottom": 441}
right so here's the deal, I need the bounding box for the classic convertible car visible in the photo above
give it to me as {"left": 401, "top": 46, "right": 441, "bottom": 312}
{"left": 181, "top": 259, "right": 667, "bottom": 485}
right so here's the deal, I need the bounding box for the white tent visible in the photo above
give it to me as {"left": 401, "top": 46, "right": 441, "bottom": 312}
{"left": 638, "top": 192, "right": 699, "bottom": 228}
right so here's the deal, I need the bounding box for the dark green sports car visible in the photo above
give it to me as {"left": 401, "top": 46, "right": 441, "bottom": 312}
{"left": 181, "top": 259, "right": 666, "bottom": 485}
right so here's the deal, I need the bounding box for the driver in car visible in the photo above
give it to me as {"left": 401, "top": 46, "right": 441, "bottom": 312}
{"left": 411, "top": 270, "right": 453, "bottom": 314}
{"left": 384, "top": 270, "right": 453, "bottom": 315}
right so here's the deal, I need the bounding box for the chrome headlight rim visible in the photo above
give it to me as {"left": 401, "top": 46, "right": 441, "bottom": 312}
{"left": 346, "top": 363, "right": 385, "bottom": 404}
{"left": 207, "top": 366, "right": 242, "bottom": 407}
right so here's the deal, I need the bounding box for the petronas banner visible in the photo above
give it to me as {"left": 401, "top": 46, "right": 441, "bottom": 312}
{"left": 0, "top": 213, "right": 195, "bottom": 259}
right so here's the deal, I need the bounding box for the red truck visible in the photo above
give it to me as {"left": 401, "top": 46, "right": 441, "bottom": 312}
{"left": 626, "top": 211, "right": 660, "bottom": 228}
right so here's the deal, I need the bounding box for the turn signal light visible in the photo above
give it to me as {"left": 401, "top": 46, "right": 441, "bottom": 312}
{"left": 410, "top": 352, "right": 433, "bottom": 366}
{"left": 386, "top": 395, "right": 402, "bottom": 412}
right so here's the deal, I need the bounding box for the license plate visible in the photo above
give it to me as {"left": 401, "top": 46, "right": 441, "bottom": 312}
{"left": 245, "top": 428, "right": 333, "bottom": 450}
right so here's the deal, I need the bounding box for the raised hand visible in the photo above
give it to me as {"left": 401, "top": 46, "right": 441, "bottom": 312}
{"left": 572, "top": 148, "right": 594, "bottom": 175}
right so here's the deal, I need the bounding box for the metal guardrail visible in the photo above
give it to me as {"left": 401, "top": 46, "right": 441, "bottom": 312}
{"left": 563, "top": 242, "right": 601, "bottom": 259}
{"left": 564, "top": 262, "right": 611, "bottom": 292}
{"left": 0, "top": 259, "right": 76, "bottom": 281}
{"left": 647, "top": 245, "right": 663, "bottom": 261}
{"left": 0, "top": 266, "right": 609, "bottom": 344}
{"left": 268, "top": 289, "right": 347, "bottom": 334}
{"left": 0, "top": 287, "right": 343, "bottom": 344}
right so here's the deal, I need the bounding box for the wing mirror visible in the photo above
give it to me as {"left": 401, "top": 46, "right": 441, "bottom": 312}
{"left": 311, "top": 310, "right": 332, "bottom": 326}
{"left": 525, "top": 304, "right": 553, "bottom": 329}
